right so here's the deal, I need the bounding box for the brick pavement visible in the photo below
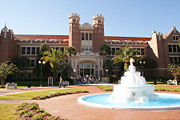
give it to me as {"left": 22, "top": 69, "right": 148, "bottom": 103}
{"left": 1, "top": 85, "right": 180, "bottom": 120}
{"left": 36, "top": 86, "right": 180, "bottom": 120}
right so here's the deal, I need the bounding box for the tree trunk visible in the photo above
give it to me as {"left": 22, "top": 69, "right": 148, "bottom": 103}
{"left": 1, "top": 78, "right": 5, "bottom": 86}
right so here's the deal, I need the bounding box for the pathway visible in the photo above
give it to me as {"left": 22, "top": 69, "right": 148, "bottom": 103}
{"left": 0, "top": 85, "right": 180, "bottom": 120}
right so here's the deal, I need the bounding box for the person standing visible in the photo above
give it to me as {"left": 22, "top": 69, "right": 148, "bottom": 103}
{"left": 59, "top": 76, "right": 63, "bottom": 88}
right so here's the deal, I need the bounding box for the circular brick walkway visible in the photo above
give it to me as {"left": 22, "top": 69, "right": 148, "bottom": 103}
{"left": 36, "top": 86, "right": 180, "bottom": 120}
{"left": 1, "top": 85, "right": 180, "bottom": 120}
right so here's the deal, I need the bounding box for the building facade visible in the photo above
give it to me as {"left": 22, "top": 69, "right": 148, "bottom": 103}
{"left": 0, "top": 13, "right": 179, "bottom": 81}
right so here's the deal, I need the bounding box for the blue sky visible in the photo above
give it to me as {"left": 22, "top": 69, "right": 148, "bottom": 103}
{"left": 0, "top": 0, "right": 180, "bottom": 37}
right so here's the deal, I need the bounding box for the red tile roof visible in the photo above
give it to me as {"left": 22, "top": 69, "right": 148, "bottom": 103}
{"left": 104, "top": 36, "right": 151, "bottom": 41}
{"left": 14, "top": 34, "right": 69, "bottom": 39}
{"left": 14, "top": 34, "right": 151, "bottom": 42}
{"left": 163, "top": 32, "right": 170, "bottom": 39}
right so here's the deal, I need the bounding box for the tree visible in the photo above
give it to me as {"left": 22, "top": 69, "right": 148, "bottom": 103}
{"left": 168, "top": 64, "right": 180, "bottom": 81}
{"left": 11, "top": 56, "right": 29, "bottom": 80}
{"left": 65, "top": 46, "right": 76, "bottom": 76}
{"left": 112, "top": 45, "right": 137, "bottom": 70}
{"left": 99, "top": 44, "right": 111, "bottom": 57}
{"left": 99, "top": 44, "right": 111, "bottom": 77}
{"left": 65, "top": 46, "right": 76, "bottom": 57}
{"left": 41, "top": 48, "right": 68, "bottom": 80}
{"left": 0, "top": 61, "right": 18, "bottom": 85}
{"left": 33, "top": 44, "right": 51, "bottom": 77}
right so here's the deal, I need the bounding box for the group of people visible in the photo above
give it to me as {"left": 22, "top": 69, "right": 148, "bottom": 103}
{"left": 78, "top": 74, "right": 102, "bottom": 84}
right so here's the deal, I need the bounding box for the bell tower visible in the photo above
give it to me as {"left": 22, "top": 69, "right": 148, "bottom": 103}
{"left": 69, "top": 13, "right": 81, "bottom": 52}
{"left": 0, "top": 26, "right": 17, "bottom": 62}
{"left": 93, "top": 14, "right": 104, "bottom": 53}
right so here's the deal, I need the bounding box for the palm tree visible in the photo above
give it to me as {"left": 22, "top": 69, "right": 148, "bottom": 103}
{"left": 99, "top": 44, "right": 111, "bottom": 77}
{"left": 65, "top": 46, "right": 76, "bottom": 57}
{"left": 0, "top": 61, "right": 18, "bottom": 85}
{"left": 112, "top": 45, "right": 137, "bottom": 70}
{"left": 65, "top": 46, "right": 76, "bottom": 76}
{"left": 41, "top": 48, "right": 68, "bottom": 80}
{"left": 33, "top": 44, "right": 51, "bottom": 78}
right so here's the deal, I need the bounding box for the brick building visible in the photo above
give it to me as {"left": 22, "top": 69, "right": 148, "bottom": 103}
{"left": 0, "top": 13, "right": 179, "bottom": 81}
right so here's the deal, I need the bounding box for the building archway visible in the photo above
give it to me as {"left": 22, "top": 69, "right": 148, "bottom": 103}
{"left": 78, "top": 60, "right": 97, "bottom": 77}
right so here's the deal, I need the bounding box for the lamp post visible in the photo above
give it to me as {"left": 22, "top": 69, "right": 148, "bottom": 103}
{"left": 105, "top": 69, "right": 109, "bottom": 77}
{"left": 38, "top": 60, "right": 45, "bottom": 87}
{"left": 139, "top": 60, "right": 146, "bottom": 76}
{"left": 73, "top": 69, "right": 76, "bottom": 83}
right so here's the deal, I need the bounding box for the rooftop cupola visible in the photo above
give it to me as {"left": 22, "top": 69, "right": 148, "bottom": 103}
{"left": 69, "top": 13, "right": 80, "bottom": 24}
{"left": 1, "top": 25, "right": 8, "bottom": 33}
{"left": 93, "top": 14, "right": 104, "bottom": 25}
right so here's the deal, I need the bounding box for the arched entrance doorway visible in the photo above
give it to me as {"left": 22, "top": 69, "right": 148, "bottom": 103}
{"left": 79, "top": 62, "right": 95, "bottom": 77}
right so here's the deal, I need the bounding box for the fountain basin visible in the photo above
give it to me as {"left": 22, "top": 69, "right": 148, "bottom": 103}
{"left": 111, "top": 84, "right": 158, "bottom": 103}
{"left": 78, "top": 93, "right": 180, "bottom": 110}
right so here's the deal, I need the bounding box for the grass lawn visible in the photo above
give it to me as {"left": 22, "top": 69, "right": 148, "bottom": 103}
{"left": 97, "top": 85, "right": 113, "bottom": 91}
{"left": 97, "top": 85, "right": 180, "bottom": 92}
{"left": 0, "top": 104, "right": 22, "bottom": 120}
{"left": 155, "top": 87, "right": 180, "bottom": 92}
{"left": 146, "top": 81, "right": 165, "bottom": 85}
{"left": 0, "top": 88, "right": 87, "bottom": 100}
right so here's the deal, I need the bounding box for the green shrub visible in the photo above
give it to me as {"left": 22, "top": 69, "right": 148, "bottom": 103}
{"left": 32, "top": 114, "right": 42, "bottom": 120}
{"left": 19, "top": 109, "right": 28, "bottom": 115}
{"left": 42, "top": 112, "right": 50, "bottom": 117}
{"left": 28, "top": 102, "right": 39, "bottom": 110}
{"left": 47, "top": 116, "right": 58, "bottom": 120}
{"left": 17, "top": 102, "right": 27, "bottom": 110}
{"left": 24, "top": 112, "right": 33, "bottom": 117}
{"left": 37, "top": 108, "right": 44, "bottom": 113}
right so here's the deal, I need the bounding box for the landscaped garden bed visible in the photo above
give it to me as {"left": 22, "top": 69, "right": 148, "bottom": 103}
{"left": 0, "top": 88, "right": 88, "bottom": 100}
{"left": 16, "top": 102, "right": 64, "bottom": 120}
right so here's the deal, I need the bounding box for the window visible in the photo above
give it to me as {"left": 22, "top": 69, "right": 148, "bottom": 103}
{"left": 21, "top": 47, "right": 40, "bottom": 55}
{"left": 169, "top": 56, "right": 180, "bottom": 64}
{"left": 60, "top": 47, "right": 64, "bottom": 52}
{"left": 86, "top": 46, "right": 88, "bottom": 51}
{"left": 73, "top": 19, "right": 76, "bottom": 22}
{"left": 89, "top": 33, "right": 92, "bottom": 40}
{"left": 98, "top": 20, "right": 101, "bottom": 23}
{"left": 31, "top": 47, "right": 35, "bottom": 54}
{"left": 81, "top": 46, "right": 85, "bottom": 52}
{"left": 30, "top": 59, "right": 36, "bottom": 67}
{"left": 168, "top": 45, "right": 172, "bottom": 52}
{"left": 173, "top": 35, "right": 179, "bottom": 41}
{"left": 89, "top": 46, "right": 92, "bottom": 51}
{"left": 36, "top": 47, "right": 40, "bottom": 54}
{"left": 85, "top": 33, "right": 88, "bottom": 40}
{"left": 21, "top": 47, "right": 26, "bottom": 54}
{"left": 140, "top": 48, "right": 145, "bottom": 55}
{"left": 168, "top": 44, "right": 180, "bottom": 53}
{"left": 136, "top": 48, "right": 140, "bottom": 55}
{"left": 81, "top": 33, "right": 84, "bottom": 40}
{"left": 112, "top": 48, "right": 115, "bottom": 55}
{"left": 27, "top": 47, "right": 30, "bottom": 54}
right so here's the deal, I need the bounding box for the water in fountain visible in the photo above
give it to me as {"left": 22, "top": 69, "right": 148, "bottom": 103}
{"left": 110, "top": 58, "right": 158, "bottom": 103}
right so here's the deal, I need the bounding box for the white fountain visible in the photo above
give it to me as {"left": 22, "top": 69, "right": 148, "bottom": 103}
{"left": 111, "top": 58, "right": 158, "bottom": 103}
